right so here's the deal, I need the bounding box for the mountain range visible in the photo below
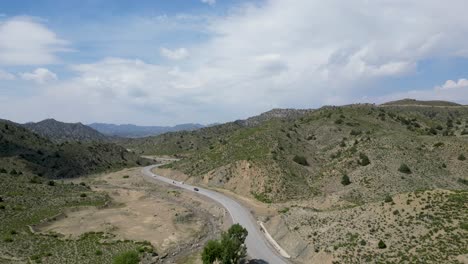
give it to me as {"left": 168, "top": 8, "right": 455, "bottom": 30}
{"left": 89, "top": 123, "right": 206, "bottom": 138}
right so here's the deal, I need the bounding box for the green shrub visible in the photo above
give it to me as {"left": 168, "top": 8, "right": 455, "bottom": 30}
{"left": 123, "top": 175, "right": 130, "bottom": 179}
{"left": 378, "top": 240, "right": 387, "bottom": 249}
{"left": 428, "top": 127, "right": 437, "bottom": 135}
{"left": 341, "top": 174, "right": 351, "bottom": 186}
{"left": 350, "top": 130, "right": 362, "bottom": 136}
{"left": 384, "top": 194, "right": 393, "bottom": 203}
{"left": 398, "top": 163, "right": 412, "bottom": 174}
{"left": 3, "top": 236, "right": 13, "bottom": 243}
{"left": 293, "top": 155, "right": 308, "bottom": 166}
{"left": 80, "top": 193, "right": 87, "bottom": 198}
{"left": 358, "top": 152, "right": 370, "bottom": 166}
{"left": 458, "top": 178, "right": 468, "bottom": 185}
{"left": 47, "top": 180, "right": 55, "bottom": 186}
{"left": 335, "top": 119, "right": 343, "bottom": 125}
{"left": 113, "top": 251, "right": 139, "bottom": 264}
{"left": 360, "top": 239, "right": 367, "bottom": 246}
{"left": 95, "top": 250, "right": 103, "bottom": 256}
{"left": 458, "top": 154, "right": 466, "bottom": 161}
{"left": 251, "top": 192, "right": 272, "bottom": 203}
{"left": 0, "top": 168, "right": 6, "bottom": 173}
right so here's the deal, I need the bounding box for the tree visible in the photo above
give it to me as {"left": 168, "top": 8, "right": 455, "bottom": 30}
{"left": 378, "top": 240, "right": 387, "bottom": 249}
{"left": 458, "top": 154, "right": 466, "bottom": 161}
{"left": 341, "top": 174, "right": 351, "bottom": 186}
{"left": 202, "top": 224, "right": 248, "bottom": 264}
{"left": 202, "top": 240, "right": 222, "bottom": 264}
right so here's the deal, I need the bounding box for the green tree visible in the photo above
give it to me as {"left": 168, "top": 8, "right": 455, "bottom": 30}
{"left": 378, "top": 240, "right": 387, "bottom": 249}
{"left": 202, "top": 240, "right": 222, "bottom": 264}
{"left": 202, "top": 224, "right": 248, "bottom": 264}
{"left": 458, "top": 154, "right": 466, "bottom": 161}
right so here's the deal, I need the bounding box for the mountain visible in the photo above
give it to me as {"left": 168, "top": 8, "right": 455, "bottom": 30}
{"left": 125, "top": 102, "right": 468, "bottom": 202}
{"left": 122, "top": 108, "right": 314, "bottom": 155}
{"left": 0, "top": 119, "right": 149, "bottom": 179}
{"left": 381, "top": 98, "right": 462, "bottom": 107}
{"left": 89, "top": 122, "right": 206, "bottom": 138}
{"left": 23, "top": 119, "right": 109, "bottom": 142}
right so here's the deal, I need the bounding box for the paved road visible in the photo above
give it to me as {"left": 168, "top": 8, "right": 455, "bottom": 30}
{"left": 142, "top": 165, "right": 288, "bottom": 264}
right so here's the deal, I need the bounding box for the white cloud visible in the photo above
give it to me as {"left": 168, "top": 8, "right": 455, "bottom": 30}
{"left": 436, "top": 78, "right": 468, "bottom": 90}
{"left": 201, "top": 0, "right": 216, "bottom": 6}
{"left": 0, "top": 69, "right": 15, "bottom": 80}
{"left": 160, "top": 47, "right": 189, "bottom": 60}
{"left": 3, "top": 1, "right": 468, "bottom": 124}
{"left": 366, "top": 78, "right": 468, "bottom": 105}
{"left": 21, "top": 68, "right": 58, "bottom": 84}
{"left": 0, "top": 16, "right": 69, "bottom": 65}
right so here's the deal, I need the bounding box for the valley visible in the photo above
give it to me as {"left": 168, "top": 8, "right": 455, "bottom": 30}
{"left": 1, "top": 100, "right": 467, "bottom": 264}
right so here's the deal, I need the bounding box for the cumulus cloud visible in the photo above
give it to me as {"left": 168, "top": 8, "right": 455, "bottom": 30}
{"left": 367, "top": 78, "right": 468, "bottom": 106}
{"left": 160, "top": 47, "right": 189, "bottom": 60}
{"left": 201, "top": 0, "right": 216, "bottom": 6}
{"left": 21, "top": 68, "right": 58, "bottom": 84}
{"left": 0, "top": 69, "right": 15, "bottom": 80}
{"left": 3, "top": 1, "right": 468, "bottom": 124}
{"left": 436, "top": 78, "right": 468, "bottom": 90}
{"left": 0, "top": 16, "right": 69, "bottom": 65}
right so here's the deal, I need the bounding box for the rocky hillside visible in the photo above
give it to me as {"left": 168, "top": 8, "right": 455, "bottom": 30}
{"left": 0, "top": 119, "right": 149, "bottom": 179}
{"left": 126, "top": 102, "right": 468, "bottom": 202}
{"left": 89, "top": 122, "right": 206, "bottom": 138}
{"left": 123, "top": 108, "right": 314, "bottom": 155}
{"left": 23, "top": 119, "right": 109, "bottom": 142}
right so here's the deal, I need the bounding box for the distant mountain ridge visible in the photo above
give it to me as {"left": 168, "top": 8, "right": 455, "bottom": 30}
{"left": 23, "top": 119, "right": 109, "bottom": 142}
{"left": 381, "top": 98, "right": 462, "bottom": 107}
{"left": 89, "top": 123, "right": 206, "bottom": 138}
{"left": 234, "top": 108, "right": 315, "bottom": 127}
{"left": 0, "top": 119, "right": 149, "bottom": 179}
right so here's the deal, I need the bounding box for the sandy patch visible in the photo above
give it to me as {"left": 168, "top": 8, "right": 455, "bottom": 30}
{"left": 38, "top": 167, "right": 226, "bottom": 255}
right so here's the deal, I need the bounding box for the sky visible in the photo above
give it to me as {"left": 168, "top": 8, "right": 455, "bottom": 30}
{"left": 1, "top": 0, "right": 468, "bottom": 126}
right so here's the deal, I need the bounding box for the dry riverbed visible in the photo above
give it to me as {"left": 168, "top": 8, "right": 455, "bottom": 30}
{"left": 37, "top": 167, "right": 228, "bottom": 263}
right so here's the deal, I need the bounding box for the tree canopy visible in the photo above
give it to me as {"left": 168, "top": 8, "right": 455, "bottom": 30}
{"left": 202, "top": 224, "right": 248, "bottom": 264}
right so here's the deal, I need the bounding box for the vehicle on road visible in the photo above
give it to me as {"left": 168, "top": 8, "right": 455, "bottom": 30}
{"left": 194, "top": 188, "right": 199, "bottom": 191}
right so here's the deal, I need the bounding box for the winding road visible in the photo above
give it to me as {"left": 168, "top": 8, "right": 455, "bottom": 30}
{"left": 142, "top": 165, "right": 288, "bottom": 264}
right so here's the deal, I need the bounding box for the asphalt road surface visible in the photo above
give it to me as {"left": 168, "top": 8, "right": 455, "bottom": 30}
{"left": 142, "top": 165, "right": 288, "bottom": 264}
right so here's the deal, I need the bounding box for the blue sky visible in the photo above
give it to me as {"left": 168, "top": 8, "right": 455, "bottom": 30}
{"left": 1, "top": 0, "right": 468, "bottom": 125}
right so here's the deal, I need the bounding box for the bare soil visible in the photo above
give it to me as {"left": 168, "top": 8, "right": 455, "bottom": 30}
{"left": 38, "top": 167, "right": 228, "bottom": 263}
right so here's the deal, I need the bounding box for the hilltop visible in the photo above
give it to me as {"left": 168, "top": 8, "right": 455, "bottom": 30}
{"left": 1, "top": 119, "right": 149, "bottom": 179}
{"left": 381, "top": 98, "right": 462, "bottom": 107}
{"left": 23, "top": 119, "right": 109, "bottom": 142}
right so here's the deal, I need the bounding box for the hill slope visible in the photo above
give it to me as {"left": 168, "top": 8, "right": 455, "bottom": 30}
{"left": 1, "top": 119, "right": 149, "bottom": 179}
{"left": 23, "top": 119, "right": 109, "bottom": 142}
{"left": 127, "top": 104, "right": 468, "bottom": 202}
